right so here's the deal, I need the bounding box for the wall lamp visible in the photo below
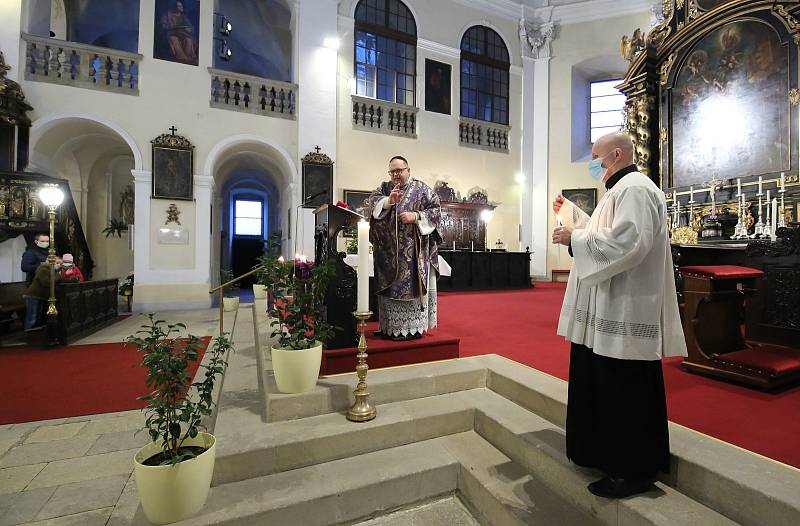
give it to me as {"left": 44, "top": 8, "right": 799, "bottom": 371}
{"left": 214, "top": 37, "right": 233, "bottom": 60}
{"left": 214, "top": 12, "right": 233, "bottom": 35}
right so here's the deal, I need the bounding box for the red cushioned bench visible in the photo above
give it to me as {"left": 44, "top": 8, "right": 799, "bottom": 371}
{"left": 679, "top": 265, "right": 800, "bottom": 390}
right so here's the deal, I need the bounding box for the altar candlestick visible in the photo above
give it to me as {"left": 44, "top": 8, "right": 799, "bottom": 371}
{"left": 737, "top": 178, "right": 741, "bottom": 197}
{"left": 758, "top": 176, "right": 763, "bottom": 196}
{"left": 771, "top": 198, "right": 778, "bottom": 239}
{"left": 780, "top": 172, "right": 786, "bottom": 192}
{"left": 452, "top": 241, "right": 455, "bottom": 251}
{"left": 471, "top": 241, "right": 474, "bottom": 251}
{"left": 689, "top": 185, "right": 694, "bottom": 203}
{"left": 357, "top": 220, "right": 370, "bottom": 313}
{"left": 676, "top": 201, "right": 680, "bottom": 226}
{"left": 766, "top": 189, "right": 770, "bottom": 203}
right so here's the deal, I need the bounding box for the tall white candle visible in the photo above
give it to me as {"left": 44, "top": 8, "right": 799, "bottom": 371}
{"left": 676, "top": 200, "right": 680, "bottom": 226}
{"left": 452, "top": 241, "right": 455, "bottom": 250}
{"left": 737, "top": 178, "right": 741, "bottom": 196}
{"left": 689, "top": 185, "right": 694, "bottom": 202}
{"left": 771, "top": 198, "right": 778, "bottom": 239}
{"left": 471, "top": 241, "right": 474, "bottom": 251}
{"left": 357, "top": 220, "right": 370, "bottom": 313}
{"left": 781, "top": 172, "right": 786, "bottom": 191}
{"left": 758, "top": 176, "right": 763, "bottom": 196}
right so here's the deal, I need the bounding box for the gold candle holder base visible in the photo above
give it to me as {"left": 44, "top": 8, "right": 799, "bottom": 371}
{"left": 347, "top": 311, "right": 376, "bottom": 422}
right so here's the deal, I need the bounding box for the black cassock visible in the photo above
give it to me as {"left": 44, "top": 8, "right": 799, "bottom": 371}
{"left": 566, "top": 342, "right": 670, "bottom": 479}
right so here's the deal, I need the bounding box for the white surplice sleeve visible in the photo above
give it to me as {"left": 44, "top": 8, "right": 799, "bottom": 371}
{"left": 559, "top": 198, "right": 591, "bottom": 229}
{"left": 373, "top": 196, "right": 393, "bottom": 219}
{"left": 570, "top": 186, "right": 658, "bottom": 287}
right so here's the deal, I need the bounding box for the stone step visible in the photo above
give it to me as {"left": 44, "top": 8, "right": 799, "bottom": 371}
{"left": 352, "top": 496, "right": 480, "bottom": 526}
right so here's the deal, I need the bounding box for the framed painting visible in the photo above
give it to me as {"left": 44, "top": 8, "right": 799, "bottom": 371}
{"left": 151, "top": 131, "right": 194, "bottom": 200}
{"left": 669, "top": 19, "right": 791, "bottom": 188}
{"left": 154, "top": 0, "right": 200, "bottom": 66}
{"left": 425, "top": 59, "right": 451, "bottom": 115}
{"left": 301, "top": 150, "right": 334, "bottom": 209}
{"left": 562, "top": 188, "right": 597, "bottom": 217}
{"left": 342, "top": 189, "right": 371, "bottom": 237}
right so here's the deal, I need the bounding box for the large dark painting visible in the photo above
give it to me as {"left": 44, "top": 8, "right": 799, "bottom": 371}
{"left": 302, "top": 164, "right": 332, "bottom": 208}
{"left": 151, "top": 132, "right": 194, "bottom": 200}
{"left": 671, "top": 20, "right": 789, "bottom": 187}
{"left": 425, "top": 59, "right": 451, "bottom": 115}
{"left": 154, "top": 0, "right": 200, "bottom": 66}
{"left": 562, "top": 188, "right": 597, "bottom": 217}
{"left": 342, "top": 189, "right": 370, "bottom": 237}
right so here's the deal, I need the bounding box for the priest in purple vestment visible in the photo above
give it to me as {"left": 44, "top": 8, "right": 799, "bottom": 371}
{"left": 367, "top": 156, "right": 442, "bottom": 341}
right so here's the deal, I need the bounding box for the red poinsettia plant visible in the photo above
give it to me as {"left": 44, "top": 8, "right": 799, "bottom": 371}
{"left": 256, "top": 236, "right": 337, "bottom": 350}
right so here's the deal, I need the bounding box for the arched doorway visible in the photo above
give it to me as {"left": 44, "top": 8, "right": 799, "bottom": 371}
{"left": 29, "top": 114, "right": 141, "bottom": 281}
{"left": 204, "top": 135, "right": 297, "bottom": 293}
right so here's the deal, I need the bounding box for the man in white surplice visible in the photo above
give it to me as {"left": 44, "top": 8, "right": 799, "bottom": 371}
{"left": 552, "top": 132, "right": 687, "bottom": 499}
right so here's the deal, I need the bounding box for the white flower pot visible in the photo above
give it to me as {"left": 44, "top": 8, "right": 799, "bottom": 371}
{"left": 222, "top": 297, "right": 239, "bottom": 312}
{"left": 252, "top": 284, "right": 267, "bottom": 299}
{"left": 133, "top": 433, "right": 216, "bottom": 524}
{"left": 272, "top": 342, "right": 322, "bottom": 393}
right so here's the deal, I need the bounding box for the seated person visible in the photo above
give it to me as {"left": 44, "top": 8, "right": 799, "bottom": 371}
{"left": 23, "top": 259, "right": 61, "bottom": 331}
{"left": 59, "top": 253, "right": 85, "bottom": 283}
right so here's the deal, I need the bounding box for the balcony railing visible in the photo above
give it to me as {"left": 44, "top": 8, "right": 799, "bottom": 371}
{"left": 22, "top": 33, "right": 142, "bottom": 96}
{"left": 459, "top": 117, "right": 510, "bottom": 153}
{"left": 209, "top": 68, "right": 297, "bottom": 120}
{"left": 351, "top": 95, "right": 417, "bottom": 139}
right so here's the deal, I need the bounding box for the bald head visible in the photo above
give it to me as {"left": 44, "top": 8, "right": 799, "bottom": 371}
{"left": 592, "top": 132, "right": 634, "bottom": 180}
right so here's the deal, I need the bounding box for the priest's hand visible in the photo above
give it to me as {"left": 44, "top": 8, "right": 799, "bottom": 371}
{"left": 552, "top": 195, "right": 565, "bottom": 215}
{"left": 552, "top": 225, "right": 572, "bottom": 246}
{"left": 399, "top": 211, "right": 417, "bottom": 224}
{"left": 388, "top": 184, "right": 402, "bottom": 205}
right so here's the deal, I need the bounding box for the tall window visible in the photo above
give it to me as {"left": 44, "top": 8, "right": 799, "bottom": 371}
{"left": 460, "top": 26, "right": 509, "bottom": 125}
{"left": 590, "top": 79, "right": 625, "bottom": 143}
{"left": 354, "top": 0, "right": 417, "bottom": 106}
{"left": 234, "top": 199, "right": 263, "bottom": 236}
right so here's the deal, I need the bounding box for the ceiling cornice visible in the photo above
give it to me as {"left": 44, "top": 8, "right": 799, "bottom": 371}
{"left": 452, "top": 0, "right": 652, "bottom": 25}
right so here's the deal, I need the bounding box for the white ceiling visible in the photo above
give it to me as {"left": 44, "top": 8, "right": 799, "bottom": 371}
{"left": 460, "top": 0, "right": 655, "bottom": 25}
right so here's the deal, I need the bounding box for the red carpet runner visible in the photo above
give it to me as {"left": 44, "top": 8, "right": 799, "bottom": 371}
{"left": 439, "top": 284, "right": 800, "bottom": 469}
{"left": 0, "top": 337, "right": 210, "bottom": 424}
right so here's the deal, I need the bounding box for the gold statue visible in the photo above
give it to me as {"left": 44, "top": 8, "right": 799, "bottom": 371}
{"left": 620, "top": 28, "right": 645, "bottom": 62}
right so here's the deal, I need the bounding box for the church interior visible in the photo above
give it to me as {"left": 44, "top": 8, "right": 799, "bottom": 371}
{"left": 0, "top": 0, "right": 799, "bottom": 524}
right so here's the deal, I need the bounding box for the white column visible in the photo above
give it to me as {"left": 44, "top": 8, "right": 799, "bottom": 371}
{"left": 519, "top": 17, "right": 555, "bottom": 280}
{"left": 194, "top": 174, "right": 215, "bottom": 285}
{"left": 131, "top": 169, "right": 152, "bottom": 284}
{"left": 296, "top": 0, "right": 338, "bottom": 193}
{"left": 0, "top": 0, "right": 23, "bottom": 81}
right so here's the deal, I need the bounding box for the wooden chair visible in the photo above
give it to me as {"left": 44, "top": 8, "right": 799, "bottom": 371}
{"left": 680, "top": 265, "right": 800, "bottom": 390}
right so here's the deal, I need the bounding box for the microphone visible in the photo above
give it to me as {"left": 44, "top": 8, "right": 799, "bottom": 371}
{"left": 305, "top": 189, "right": 328, "bottom": 202}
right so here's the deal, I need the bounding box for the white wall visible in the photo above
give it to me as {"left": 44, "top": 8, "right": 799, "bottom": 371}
{"left": 0, "top": 236, "right": 27, "bottom": 283}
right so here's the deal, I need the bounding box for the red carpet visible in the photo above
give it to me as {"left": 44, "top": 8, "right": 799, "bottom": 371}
{"left": 439, "top": 284, "right": 800, "bottom": 469}
{"left": 0, "top": 337, "right": 211, "bottom": 424}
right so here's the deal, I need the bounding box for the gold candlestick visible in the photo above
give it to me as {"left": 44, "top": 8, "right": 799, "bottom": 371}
{"left": 347, "top": 311, "right": 376, "bottom": 422}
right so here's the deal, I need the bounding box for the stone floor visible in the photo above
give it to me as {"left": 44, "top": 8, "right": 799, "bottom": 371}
{"left": 0, "top": 308, "right": 237, "bottom": 526}
{"left": 353, "top": 497, "right": 480, "bottom": 526}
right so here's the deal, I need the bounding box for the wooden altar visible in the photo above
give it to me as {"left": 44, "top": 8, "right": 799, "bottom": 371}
{"left": 434, "top": 182, "right": 495, "bottom": 250}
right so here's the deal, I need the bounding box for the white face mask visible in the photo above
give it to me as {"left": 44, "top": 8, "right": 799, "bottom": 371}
{"left": 36, "top": 241, "right": 49, "bottom": 249}
{"left": 62, "top": 262, "right": 73, "bottom": 268}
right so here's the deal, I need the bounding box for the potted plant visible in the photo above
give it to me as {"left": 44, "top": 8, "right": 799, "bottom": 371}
{"left": 345, "top": 236, "right": 358, "bottom": 255}
{"left": 219, "top": 269, "right": 239, "bottom": 312}
{"left": 127, "top": 315, "right": 232, "bottom": 524}
{"left": 256, "top": 252, "right": 337, "bottom": 393}
{"left": 102, "top": 218, "right": 129, "bottom": 238}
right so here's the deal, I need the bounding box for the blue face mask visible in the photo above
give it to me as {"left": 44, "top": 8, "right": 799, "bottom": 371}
{"left": 587, "top": 157, "right": 606, "bottom": 181}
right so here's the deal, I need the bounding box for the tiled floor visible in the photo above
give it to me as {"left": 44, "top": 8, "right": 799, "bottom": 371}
{"left": 0, "top": 308, "right": 235, "bottom": 526}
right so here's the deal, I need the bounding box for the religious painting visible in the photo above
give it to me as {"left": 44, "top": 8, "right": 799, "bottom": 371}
{"left": 301, "top": 150, "right": 334, "bottom": 209}
{"left": 151, "top": 131, "right": 194, "bottom": 200}
{"left": 562, "top": 188, "right": 597, "bottom": 217}
{"left": 109, "top": 175, "right": 134, "bottom": 225}
{"left": 153, "top": 0, "right": 200, "bottom": 66}
{"left": 697, "top": 0, "right": 734, "bottom": 11}
{"left": 671, "top": 20, "right": 790, "bottom": 188}
{"left": 342, "top": 189, "right": 371, "bottom": 237}
{"left": 425, "top": 59, "right": 451, "bottom": 115}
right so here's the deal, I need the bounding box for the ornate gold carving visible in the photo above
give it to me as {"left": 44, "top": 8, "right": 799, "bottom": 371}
{"left": 165, "top": 203, "right": 181, "bottom": 225}
{"left": 659, "top": 53, "right": 677, "bottom": 85}
{"left": 688, "top": 0, "right": 699, "bottom": 20}
{"left": 773, "top": 3, "right": 800, "bottom": 43}
{"left": 790, "top": 88, "right": 800, "bottom": 106}
{"left": 647, "top": 23, "right": 672, "bottom": 51}
{"left": 787, "top": 174, "right": 799, "bottom": 184}
{"left": 676, "top": 0, "right": 685, "bottom": 9}
{"left": 151, "top": 132, "right": 193, "bottom": 150}
{"left": 660, "top": 128, "right": 668, "bottom": 143}
{"left": 620, "top": 28, "right": 646, "bottom": 62}
{"left": 0, "top": 50, "right": 33, "bottom": 126}
{"left": 663, "top": 0, "right": 674, "bottom": 22}
{"left": 672, "top": 226, "right": 698, "bottom": 245}
{"left": 301, "top": 149, "right": 334, "bottom": 166}
{"left": 678, "top": 20, "right": 685, "bottom": 31}
{"left": 633, "top": 95, "right": 655, "bottom": 175}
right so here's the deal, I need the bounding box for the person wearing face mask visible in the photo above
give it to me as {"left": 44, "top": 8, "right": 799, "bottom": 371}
{"left": 21, "top": 233, "right": 50, "bottom": 285}
{"left": 58, "top": 253, "right": 85, "bottom": 283}
{"left": 367, "top": 156, "right": 442, "bottom": 341}
{"left": 551, "top": 132, "right": 686, "bottom": 499}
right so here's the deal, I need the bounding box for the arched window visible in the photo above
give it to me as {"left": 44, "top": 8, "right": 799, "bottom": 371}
{"left": 354, "top": 0, "right": 417, "bottom": 106}
{"left": 460, "top": 26, "right": 509, "bottom": 125}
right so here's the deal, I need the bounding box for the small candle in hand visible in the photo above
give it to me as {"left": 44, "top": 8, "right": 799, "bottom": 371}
{"left": 357, "top": 220, "right": 370, "bottom": 313}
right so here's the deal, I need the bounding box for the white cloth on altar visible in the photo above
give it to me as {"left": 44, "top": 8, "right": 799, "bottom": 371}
{"left": 344, "top": 254, "right": 451, "bottom": 277}
{"left": 557, "top": 171, "right": 687, "bottom": 361}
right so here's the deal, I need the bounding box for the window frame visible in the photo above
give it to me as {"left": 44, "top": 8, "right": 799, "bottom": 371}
{"left": 354, "top": 0, "right": 418, "bottom": 107}
{"left": 589, "top": 78, "right": 626, "bottom": 144}
{"left": 459, "top": 26, "right": 510, "bottom": 126}
{"left": 233, "top": 198, "right": 264, "bottom": 238}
